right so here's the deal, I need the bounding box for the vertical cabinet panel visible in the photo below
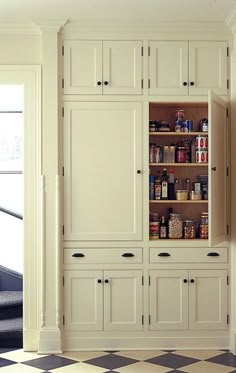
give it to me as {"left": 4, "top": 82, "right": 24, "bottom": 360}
{"left": 189, "top": 270, "right": 228, "bottom": 330}
{"left": 149, "top": 270, "right": 189, "bottom": 330}
{"left": 189, "top": 41, "right": 228, "bottom": 96}
{"left": 209, "top": 91, "right": 227, "bottom": 246}
{"left": 104, "top": 270, "right": 143, "bottom": 331}
{"left": 63, "top": 101, "right": 142, "bottom": 241}
{"left": 103, "top": 41, "right": 142, "bottom": 94}
{"left": 64, "top": 271, "right": 103, "bottom": 331}
{"left": 149, "top": 41, "right": 188, "bottom": 95}
{"left": 63, "top": 40, "right": 103, "bottom": 94}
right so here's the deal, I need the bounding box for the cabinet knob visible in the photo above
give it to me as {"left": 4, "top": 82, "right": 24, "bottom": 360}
{"left": 211, "top": 166, "right": 216, "bottom": 171}
{"left": 104, "top": 81, "right": 109, "bottom": 85}
{"left": 137, "top": 170, "right": 142, "bottom": 174}
{"left": 97, "top": 81, "right": 102, "bottom": 86}
{"left": 97, "top": 279, "right": 102, "bottom": 283}
{"left": 104, "top": 279, "right": 109, "bottom": 283}
{"left": 183, "top": 279, "right": 188, "bottom": 283}
{"left": 183, "top": 81, "right": 188, "bottom": 86}
{"left": 190, "top": 279, "right": 195, "bottom": 283}
{"left": 190, "top": 81, "right": 195, "bottom": 86}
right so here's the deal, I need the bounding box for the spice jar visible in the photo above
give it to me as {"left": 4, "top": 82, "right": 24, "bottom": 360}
{"left": 168, "top": 213, "right": 183, "bottom": 239}
{"left": 200, "top": 212, "right": 208, "bottom": 239}
{"left": 183, "top": 220, "right": 196, "bottom": 239}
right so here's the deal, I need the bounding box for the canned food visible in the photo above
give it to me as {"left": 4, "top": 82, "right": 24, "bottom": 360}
{"left": 185, "top": 120, "right": 193, "bottom": 132}
{"left": 149, "top": 222, "right": 160, "bottom": 239}
{"left": 196, "top": 135, "right": 208, "bottom": 149}
{"left": 196, "top": 149, "right": 208, "bottom": 163}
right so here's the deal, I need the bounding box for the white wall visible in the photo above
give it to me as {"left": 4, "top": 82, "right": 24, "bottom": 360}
{"left": 0, "top": 34, "right": 41, "bottom": 64}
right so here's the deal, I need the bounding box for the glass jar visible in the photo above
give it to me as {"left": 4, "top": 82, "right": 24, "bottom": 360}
{"left": 168, "top": 213, "right": 183, "bottom": 239}
{"left": 200, "top": 213, "right": 208, "bottom": 239}
{"left": 183, "top": 220, "right": 196, "bottom": 239}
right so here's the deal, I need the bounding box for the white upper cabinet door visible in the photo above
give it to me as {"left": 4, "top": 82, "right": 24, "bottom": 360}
{"left": 208, "top": 91, "right": 227, "bottom": 246}
{"left": 148, "top": 41, "right": 188, "bottom": 95}
{"left": 149, "top": 270, "right": 188, "bottom": 330}
{"left": 102, "top": 41, "right": 142, "bottom": 95}
{"left": 63, "top": 41, "right": 103, "bottom": 94}
{"left": 63, "top": 101, "right": 142, "bottom": 241}
{"left": 189, "top": 41, "right": 228, "bottom": 96}
{"left": 189, "top": 269, "right": 228, "bottom": 330}
{"left": 103, "top": 270, "right": 143, "bottom": 331}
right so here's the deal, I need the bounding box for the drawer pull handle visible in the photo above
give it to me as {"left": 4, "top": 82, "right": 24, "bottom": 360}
{"left": 122, "top": 253, "right": 134, "bottom": 257}
{"left": 207, "top": 252, "right": 220, "bottom": 257}
{"left": 158, "top": 252, "right": 171, "bottom": 257}
{"left": 72, "top": 253, "right": 85, "bottom": 258}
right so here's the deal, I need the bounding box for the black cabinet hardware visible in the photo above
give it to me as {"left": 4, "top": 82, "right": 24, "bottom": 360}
{"left": 97, "top": 279, "right": 102, "bottom": 283}
{"left": 158, "top": 252, "right": 170, "bottom": 257}
{"left": 190, "top": 279, "right": 195, "bottom": 283}
{"left": 122, "top": 253, "right": 134, "bottom": 257}
{"left": 104, "top": 81, "right": 109, "bottom": 85}
{"left": 207, "top": 252, "right": 220, "bottom": 257}
{"left": 190, "top": 81, "right": 195, "bottom": 86}
{"left": 183, "top": 81, "right": 188, "bottom": 86}
{"left": 72, "top": 253, "right": 85, "bottom": 258}
{"left": 183, "top": 279, "right": 188, "bottom": 283}
{"left": 104, "top": 279, "right": 109, "bottom": 283}
{"left": 97, "top": 81, "right": 102, "bottom": 86}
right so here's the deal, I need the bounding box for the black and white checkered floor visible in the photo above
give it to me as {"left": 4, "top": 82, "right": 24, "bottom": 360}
{"left": 0, "top": 349, "right": 236, "bottom": 372}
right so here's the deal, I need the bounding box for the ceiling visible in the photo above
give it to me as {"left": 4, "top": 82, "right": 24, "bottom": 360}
{"left": 0, "top": 0, "right": 236, "bottom": 25}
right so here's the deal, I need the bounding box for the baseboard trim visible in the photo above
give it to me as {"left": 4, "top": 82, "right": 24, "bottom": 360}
{"left": 23, "top": 329, "right": 39, "bottom": 352}
{"left": 38, "top": 328, "right": 62, "bottom": 354}
{"left": 63, "top": 336, "right": 230, "bottom": 352}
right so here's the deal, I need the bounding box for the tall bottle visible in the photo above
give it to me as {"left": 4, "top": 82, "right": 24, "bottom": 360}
{"left": 161, "top": 168, "right": 168, "bottom": 200}
{"left": 160, "top": 216, "right": 167, "bottom": 239}
{"left": 168, "top": 169, "right": 175, "bottom": 200}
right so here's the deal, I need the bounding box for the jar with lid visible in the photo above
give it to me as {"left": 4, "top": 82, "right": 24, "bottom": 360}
{"left": 168, "top": 213, "right": 183, "bottom": 239}
{"left": 200, "top": 212, "right": 208, "bottom": 239}
{"left": 183, "top": 220, "right": 196, "bottom": 239}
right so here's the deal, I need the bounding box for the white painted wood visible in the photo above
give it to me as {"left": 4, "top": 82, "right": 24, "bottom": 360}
{"left": 103, "top": 270, "right": 143, "bottom": 331}
{"left": 63, "top": 101, "right": 142, "bottom": 241}
{"left": 149, "top": 41, "right": 188, "bottom": 95}
{"left": 208, "top": 91, "right": 227, "bottom": 246}
{"left": 189, "top": 41, "right": 228, "bottom": 96}
{"left": 64, "top": 248, "right": 143, "bottom": 264}
{"left": 63, "top": 40, "right": 103, "bottom": 94}
{"left": 64, "top": 270, "right": 103, "bottom": 331}
{"left": 63, "top": 40, "right": 142, "bottom": 94}
{"left": 189, "top": 269, "right": 228, "bottom": 330}
{"left": 149, "top": 270, "right": 188, "bottom": 330}
{"left": 149, "top": 247, "right": 228, "bottom": 263}
{"left": 103, "top": 41, "right": 142, "bottom": 94}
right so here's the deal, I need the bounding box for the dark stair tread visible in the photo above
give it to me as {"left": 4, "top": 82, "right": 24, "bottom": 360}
{"left": 0, "top": 317, "right": 23, "bottom": 332}
{"left": 0, "top": 291, "right": 23, "bottom": 308}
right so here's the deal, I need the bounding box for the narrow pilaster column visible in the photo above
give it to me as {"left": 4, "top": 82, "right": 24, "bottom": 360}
{"left": 37, "top": 20, "right": 66, "bottom": 354}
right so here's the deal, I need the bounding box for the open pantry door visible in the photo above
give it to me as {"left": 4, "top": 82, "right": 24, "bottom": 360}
{"left": 208, "top": 90, "right": 228, "bottom": 246}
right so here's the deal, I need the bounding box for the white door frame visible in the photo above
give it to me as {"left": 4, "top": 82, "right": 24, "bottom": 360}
{"left": 0, "top": 66, "right": 41, "bottom": 350}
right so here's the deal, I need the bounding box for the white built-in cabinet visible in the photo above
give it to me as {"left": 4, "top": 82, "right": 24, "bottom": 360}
{"left": 63, "top": 40, "right": 143, "bottom": 94}
{"left": 64, "top": 269, "right": 143, "bottom": 331}
{"left": 149, "top": 41, "right": 228, "bottom": 96}
{"left": 62, "top": 36, "right": 229, "bottom": 350}
{"left": 149, "top": 269, "right": 228, "bottom": 331}
{"left": 63, "top": 101, "right": 142, "bottom": 241}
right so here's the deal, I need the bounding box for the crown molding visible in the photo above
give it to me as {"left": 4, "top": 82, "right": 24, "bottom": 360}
{"left": 0, "top": 19, "right": 40, "bottom": 35}
{"left": 226, "top": 6, "right": 236, "bottom": 33}
{"left": 34, "top": 19, "right": 68, "bottom": 33}
{"left": 62, "top": 19, "right": 231, "bottom": 39}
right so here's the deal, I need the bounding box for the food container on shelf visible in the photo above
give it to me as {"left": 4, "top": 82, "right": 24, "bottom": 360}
{"left": 196, "top": 149, "right": 208, "bottom": 163}
{"left": 196, "top": 135, "right": 208, "bottom": 149}
{"left": 189, "top": 191, "right": 202, "bottom": 200}
{"left": 176, "top": 190, "right": 188, "bottom": 200}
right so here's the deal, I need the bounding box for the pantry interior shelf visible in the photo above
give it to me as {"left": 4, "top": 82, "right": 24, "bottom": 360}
{"left": 149, "top": 163, "right": 208, "bottom": 167}
{"left": 149, "top": 132, "right": 208, "bottom": 136}
{"left": 150, "top": 200, "right": 208, "bottom": 204}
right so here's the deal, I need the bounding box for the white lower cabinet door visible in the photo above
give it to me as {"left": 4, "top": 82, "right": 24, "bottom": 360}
{"left": 149, "top": 270, "right": 188, "bottom": 330}
{"left": 103, "top": 270, "right": 143, "bottom": 331}
{"left": 64, "top": 270, "right": 103, "bottom": 331}
{"left": 189, "top": 269, "right": 228, "bottom": 330}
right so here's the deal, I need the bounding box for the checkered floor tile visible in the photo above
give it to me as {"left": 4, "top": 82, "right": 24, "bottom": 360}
{"left": 0, "top": 349, "right": 236, "bottom": 372}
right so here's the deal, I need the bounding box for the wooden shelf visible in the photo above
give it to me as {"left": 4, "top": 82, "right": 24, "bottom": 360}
{"left": 150, "top": 200, "right": 208, "bottom": 204}
{"left": 149, "top": 132, "right": 208, "bottom": 136}
{"left": 150, "top": 163, "right": 208, "bottom": 167}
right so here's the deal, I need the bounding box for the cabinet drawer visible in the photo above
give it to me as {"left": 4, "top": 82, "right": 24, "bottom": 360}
{"left": 64, "top": 248, "right": 143, "bottom": 264}
{"left": 150, "top": 247, "right": 227, "bottom": 263}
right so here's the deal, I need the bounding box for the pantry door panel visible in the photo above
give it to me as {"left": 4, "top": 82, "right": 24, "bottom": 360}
{"left": 63, "top": 102, "right": 142, "bottom": 241}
